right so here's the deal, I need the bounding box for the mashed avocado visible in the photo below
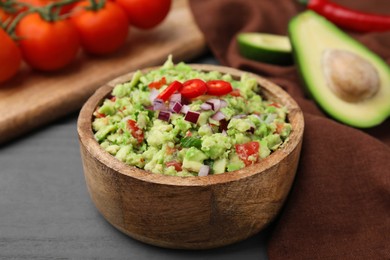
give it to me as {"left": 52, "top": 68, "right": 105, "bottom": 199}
{"left": 92, "top": 57, "right": 292, "bottom": 176}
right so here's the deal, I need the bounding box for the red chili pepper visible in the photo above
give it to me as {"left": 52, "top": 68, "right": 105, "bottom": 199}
{"left": 156, "top": 80, "right": 183, "bottom": 101}
{"left": 300, "top": 0, "right": 390, "bottom": 32}
{"left": 148, "top": 77, "right": 166, "bottom": 89}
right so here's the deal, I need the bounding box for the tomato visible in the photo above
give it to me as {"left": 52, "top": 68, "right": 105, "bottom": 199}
{"left": 148, "top": 77, "right": 166, "bottom": 89}
{"left": 235, "top": 141, "right": 260, "bottom": 166}
{"left": 165, "top": 146, "right": 176, "bottom": 155}
{"left": 275, "top": 123, "right": 284, "bottom": 134}
{"left": 19, "top": 0, "right": 45, "bottom": 6}
{"left": 39, "top": 0, "right": 78, "bottom": 14}
{"left": 127, "top": 119, "right": 144, "bottom": 144}
{"left": 17, "top": 0, "right": 46, "bottom": 15}
{"left": 180, "top": 79, "right": 208, "bottom": 99}
{"left": 268, "top": 102, "right": 281, "bottom": 108}
{"left": 71, "top": 1, "right": 129, "bottom": 55}
{"left": 229, "top": 89, "right": 241, "bottom": 97}
{"left": 206, "top": 80, "right": 233, "bottom": 96}
{"left": 115, "top": 0, "right": 171, "bottom": 29}
{"left": 157, "top": 80, "right": 182, "bottom": 101}
{"left": 0, "top": 9, "right": 11, "bottom": 23}
{"left": 16, "top": 13, "right": 80, "bottom": 71}
{"left": 0, "top": 28, "right": 22, "bottom": 84}
{"left": 165, "top": 161, "right": 182, "bottom": 171}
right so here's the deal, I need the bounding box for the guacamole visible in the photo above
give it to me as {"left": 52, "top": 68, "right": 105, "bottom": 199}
{"left": 92, "top": 57, "right": 292, "bottom": 176}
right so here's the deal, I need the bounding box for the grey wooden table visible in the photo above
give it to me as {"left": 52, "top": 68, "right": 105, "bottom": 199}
{"left": 0, "top": 55, "right": 270, "bottom": 259}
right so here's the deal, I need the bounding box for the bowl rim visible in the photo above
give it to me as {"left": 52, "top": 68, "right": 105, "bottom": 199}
{"left": 77, "top": 64, "right": 304, "bottom": 187}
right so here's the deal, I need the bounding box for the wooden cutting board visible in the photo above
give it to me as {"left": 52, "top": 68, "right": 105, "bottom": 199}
{"left": 0, "top": 0, "right": 206, "bottom": 145}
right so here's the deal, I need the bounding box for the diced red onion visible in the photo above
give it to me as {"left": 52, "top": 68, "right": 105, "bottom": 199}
{"left": 153, "top": 98, "right": 167, "bottom": 111}
{"left": 170, "top": 102, "right": 183, "bottom": 113}
{"left": 181, "top": 104, "right": 190, "bottom": 114}
{"left": 220, "top": 100, "right": 228, "bottom": 109}
{"left": 218, "top": 119, "right": 228, "bottom": 132}
{"left": 200, "top": 103, "right": 212, "bottom": 110}
{"left": 206, "top": 99, "right": 221, "bottom": 111}
{"left": 255, "top": 114, "right": 264, "bottom": 121}
{"left": 233, "top": 114, "right": 246, "bottom": 119}
{"left": 184, "top": 110, "right": 200, "bottom": 124}
{"left": 170, "top": 93, "right": 182, "bottom": 103}
{"left": 221, "top": 130, "right": 227, "bottom": 136}
{"left": 211, "top": 111, "right": 226, "bottom": 121}
{"left": 149, "top": 89, "right": 159, "bottom": 102}
{"left": 198, "top": 165, "right": 210, "bottom": 177}
{"left": 265, "top": 113, "right": 277, "bottom": 124}
{"left": 247, "top": 126, "right": 255, "bottom": 134}
{"left": 158, "top": 111, "right": 171, "bottom": 121}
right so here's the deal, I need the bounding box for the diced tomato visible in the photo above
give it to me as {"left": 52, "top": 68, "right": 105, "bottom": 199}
{"left": 157, "top": 80, "right": 183, "bottom": 101}
{"left": 94, "top": 108, "right": 106, "bottom": 118}
{"left": 95, "top": 112, "right": 106, "bottom": 118}
{"left": 269, "top": 102, "right": 281, "bottom": 108}
{"left": 127, "top": 119, "right": 144, "bottom": 144}
{"left": 148, "top": 77, "right": 166, "bottom": 89}
{"left": 229, "top": 89, "right": 241, "bottom": 97}
{"left": 206, "top": 80, "right": 233, "bottom": 96}
{"left": 166, "top": 146, "right": 176, "bottom": 155}
{"left": 235, "top": 141, "right": 260, "bottom": 166}
{"left": 180, "top": 79, "right": 208, "bottom": 98}
{"left": 165, "top": 161, "right": 182, "bottom": 171}
{"left": 275, "top": 123, "right": 284, "bottom": 134}
{"left": 185, "top": 130, "right": 192, "bottom": 137}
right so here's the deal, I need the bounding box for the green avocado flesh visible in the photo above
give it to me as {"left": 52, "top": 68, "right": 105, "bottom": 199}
{"left": 237, "top": 33, "right": 293, "bottom": 65}
{"left": 289, "top": 11, "right": 390, "bottom": 128}
{"left": 92, "top": 57, "right": 292, "bottom": 177}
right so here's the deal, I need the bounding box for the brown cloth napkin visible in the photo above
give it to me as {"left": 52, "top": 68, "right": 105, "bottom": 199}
{"left": 189, "top": 0, "right": 390, "bottom": 259}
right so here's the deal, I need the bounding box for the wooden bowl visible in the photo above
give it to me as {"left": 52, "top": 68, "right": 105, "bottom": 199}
{"left": 77, "top": 64, "right": 304, "bottom": 250}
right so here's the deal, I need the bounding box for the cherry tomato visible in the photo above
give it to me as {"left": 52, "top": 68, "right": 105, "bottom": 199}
{"left": 0, "top": 28, "right": 22, "bottom": 84}
{"left": 115, "top": 0, "right": 171, "bottom": 29}
{"left": 41, "top": 0, "right": 78, "bottom": 15}
{"left": 180, "top": 79, "right": 208, "bottom": 99}
{"left": 235, "top": 141, "right": 260, "bottom": 166}
{"left": 71, "top": 1, "right": 129, "bottom": 55}
{"left": 157, "top": 80, "right": 182, "bottom": 101}
{"left": 16, "top": 13, "right": 80, "bottom": 71}
{"left": 0, "top": 0, "right": 43, "bottom": 23}
{"left": 19, "top": 0, "right": 46, "bottom": 6}
{"left": 206, "top": 80, "right": 233, "bottom": 96}
{"left": 0, "top": 9, "right": 11, "bottom": 23}
{"left": 17, "top": 0, "right": 46, "bottom": 14}
{"left": 127, "top": 119, "right": 144, "bottom": 144}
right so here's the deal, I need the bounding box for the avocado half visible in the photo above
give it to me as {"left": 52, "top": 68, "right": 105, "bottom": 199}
{"left": 289, "top": 11, "right": 390, "bottom": 128}
{"left": 237, "top": 33, "right": 293, "bottom": 65}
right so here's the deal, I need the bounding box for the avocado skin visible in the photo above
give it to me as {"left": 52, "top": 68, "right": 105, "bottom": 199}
{"left": 288, "top": 11, "right": 390, "bottom": 128}
{"left": 237, "top": 34, "right": 293, "bottom": 66}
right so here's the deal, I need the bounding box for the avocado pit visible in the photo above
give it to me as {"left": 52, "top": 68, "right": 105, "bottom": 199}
{"left": 322, "top": 49, "right": 380, "bottom": 103}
